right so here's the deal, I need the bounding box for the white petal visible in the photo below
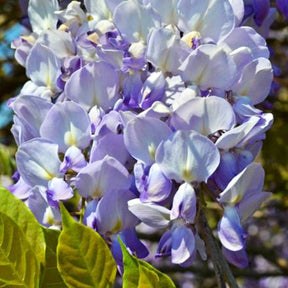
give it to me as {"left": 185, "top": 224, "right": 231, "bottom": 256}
{"left": 16, "top": 139, "right": 61, "bottom": 187}
{"left": 156, "top": 130, "right": 220, "bottom": 183}
{"left": 28, "top": 0, "right": 59, "bottom": 33}
{"left": 218, "top": 162, "right": 264, "bottom": 205}
{"left": 128, "top": 199, "right": 170, "bottom": 228}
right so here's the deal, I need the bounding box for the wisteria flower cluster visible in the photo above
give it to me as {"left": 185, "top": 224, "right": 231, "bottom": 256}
{"left": 8, "top": 0, "right": 275, "bottom": 274}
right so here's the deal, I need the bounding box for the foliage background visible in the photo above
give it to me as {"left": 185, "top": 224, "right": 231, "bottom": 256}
{"left": 0, "top": 1, "right": 287, "bottom": 287}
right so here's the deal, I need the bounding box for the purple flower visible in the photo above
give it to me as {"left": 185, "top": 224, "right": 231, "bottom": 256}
{"left": 134, "top": 162, "right": 172, "bottom": 203}
{"left": 156, "top": 130, "right": 220, "bottom": 183}
{"left": 65, "top": 62, "right": 120, "bottom": 111}
{"left": 16, "top": 138, "right": 62, "bottom": 187}
{"left": 46, "top": 177, "right": 74, "bottom": 206}
{"left": 123, "top": 116, "right": 172, "bottom": 165}
{"left": 7, "top": 0, "right": 276, "bottom": 272}
{"left": 128, "top": 182, "right": 201, "bottom": 266}
{"left": 40, "top": 101, "right": 91, "bottom": 152}
{"left": 74, "top": 156, "right": 131, "bottom": 198}
{"left": 217, "top": 163, "right": 271, "bottom": 266}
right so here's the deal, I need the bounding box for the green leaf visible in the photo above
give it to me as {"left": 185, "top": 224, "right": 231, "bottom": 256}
{"left": 40, "top": 228, "right": 66, "bottom": 288}
{"left": 119, "top": 238, "right": 176, "bottom": 288}
{"left": 0, "top": 212, "right": 40, "bottom": 287}
{"left": 57, "top": 203, "right": 117, "bottom": 288}
{"left": 138, "top": 264, "right": 159, "bottom": 287}
{"left": 0, "top": 187, "right": 46, "bottom": 265}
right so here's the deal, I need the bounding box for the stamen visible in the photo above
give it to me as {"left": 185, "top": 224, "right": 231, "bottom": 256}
{"left": 182, "top": 31, "right": 201, "bottom": 49}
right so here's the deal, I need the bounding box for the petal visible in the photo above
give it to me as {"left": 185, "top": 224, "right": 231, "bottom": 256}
{"left": 228, "top": 0, "right": 244, "bottom": 26}
{"left": 170, "top": 96, "right": 236, "bottom": 136}
{"left": 146, "top": 28, "right": 189, "bottom": 75}
{"left": 83, "top": 199, "right": 98, "bottom": 229}
{"left": 179, "top": 44, "right": 236, "bottom": 90}
{"left": 253, "top": 0, "right": 270, "bottom": 26}
{"left": 105, "top": 0, "right": 125, "bottom": 14}
{"left": 212, "top": 152, "right": 238, "bottom": 191}
{"left": 171, "top": 225, "right": 195, "bottom": 264}
{"left": 90, "top": 133, "right": 129, "bottom": 165}
{"left": 65, "top": 62, "right": 120, "bottom": 111}
{"left": 96, "top": 190, "right": 139, "bottom": 234}
{"left": 111, "top": 228, "right": 149, "bottom": 270}
{"left": 215, "top": 117, "right": 259, "bottom": 150}
{"left": 232, "top": 58, "right": 273, "bottom": 105}
{"left": 95, "top": 110, "right": 123, "bottom": 137}
{"left": 128, "top": 199, "right": 170, "bottom": 228}
{"left": 277, "top": 0, "right": 288, "bottom": 21}
{"left": 220, "top": 26, "right": 269, "bottom": 68}
{"left": 56, "top": 1, "right": 87, "bottom": 25}
{"left": 59, "top": 146, "right": 87, "bottom": 173}
{"left": 27, "top": 186, "right": 61, "bottom": 228}
{"left": 139, "top": 101, "right": 171, "bottom": 119}
{"left": 40, "top": 101, "right": 91, "bottom": 152}
{"left": 8, "top": 177, "right": 32, "bottom": 200}
{"left": 171, "top": 182, "right": 196, "bottom": 223}
{"left": 28, "top": 0, "right": 59, "bottom": 33}
{"left": 236, "top": 150, "right": 254, "bottom": 172}
{"left": 236, "top": 113, "right": 274, "bottom": 147}
{"left": 10, "top": 95, "right": 52, "bottom": 144}
{"left": 16, "top": 138, "right": 61, "bottom": 187}
{"left": 37, "top": 30, "right": 76, "bottom": 58}
{"left": 237, "top": 191, "right": 271, "bottom": 222}
{"left": 222, "top": 246, "right": 249, "bottom": 268}
{"left": 84, "top": 0, "right": 111, "bottom": 21}
{"left": 218, "top": 162, "right": 264, "bottom": 205}
{"left": 113, "top": 0, "right": 160, "bottom": 43}
{"left": 139, "top": 72, "right": 166, "bottom": 109}
{"left": 124, "top": 116, "right": 172, "bottom": 165}
{"left": 140, "top": 163, "right": 172, "bottom": 203}
{"left": 75, "top": 156, "right": 131, "bottom": 198}
{"left": 156, "top": 130, "right": 220, "bottom": 183}
{"left": 18, "top": 80, "right": 55, "bottom": 99}
{"left": 178, "top": 0, "right": 235, "bottom": 42}
{"left": 121, "top": 228, "right": 149, "bottom": 259}
{"left": 26, "top": 43, "right": 61, "bottom": 92}
{"left": 47, "top": 178, "right": 74, "bottom": 202}
{"left": 156, "top": 230, "right": 172, "bottom": 257}
{"left": 218, "top": 206, "right": 246, "bottom": 251}
{"left": 134, "top": 162, "right": 148, "bottom": 194}
{"left": 146, "top": 0, "right": 179, "bottom": 25}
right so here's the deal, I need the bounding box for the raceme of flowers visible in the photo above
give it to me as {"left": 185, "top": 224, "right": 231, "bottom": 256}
{"left": 9, "top": 0, "right": 274, "bottom": 269}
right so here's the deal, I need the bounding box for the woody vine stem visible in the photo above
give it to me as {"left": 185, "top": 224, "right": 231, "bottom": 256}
{"left": 197, "top": 198, "right": 239, "bottom": 288}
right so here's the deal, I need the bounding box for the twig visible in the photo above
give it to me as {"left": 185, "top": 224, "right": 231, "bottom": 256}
{"left": 154, "top": 265, "right": 287, "bottom": 279}
{"left": 197, "top": 205, "right": 239, "bottom": 288}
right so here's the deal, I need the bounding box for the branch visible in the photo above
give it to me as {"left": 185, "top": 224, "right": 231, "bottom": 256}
{"left": 197, "top": 205, "right": 239, "bottom": 288}
{"left": 155, "top": 265, "right": 287, "bottom": 279}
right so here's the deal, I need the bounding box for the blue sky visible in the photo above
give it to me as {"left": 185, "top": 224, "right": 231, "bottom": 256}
{"left": 0, "top": 23, "right": 24, "bottom": 130}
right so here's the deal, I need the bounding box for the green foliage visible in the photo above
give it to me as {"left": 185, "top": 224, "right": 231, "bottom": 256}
{"left": 119, "top": 238, "right": 176, "bottom": 288}
{"left": 57, "top": 203, "right": 117, "bottom": 288}
{"left": 40, "top": 228, "right": 66, "bottom": 288}
{"left": 0, "top": 144, "right": 15, "bottom": 176}
{"left": 0, "top": 211, "right": 40, "bottom": 287}
{"left": 0, "top": 187, "right": 46, "bottom": 265}
{"left": 262, "top": 89, "right": 288, "bottom": 195}
{"left": 0, "top": 188, "right": 117, "bottom": 287}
